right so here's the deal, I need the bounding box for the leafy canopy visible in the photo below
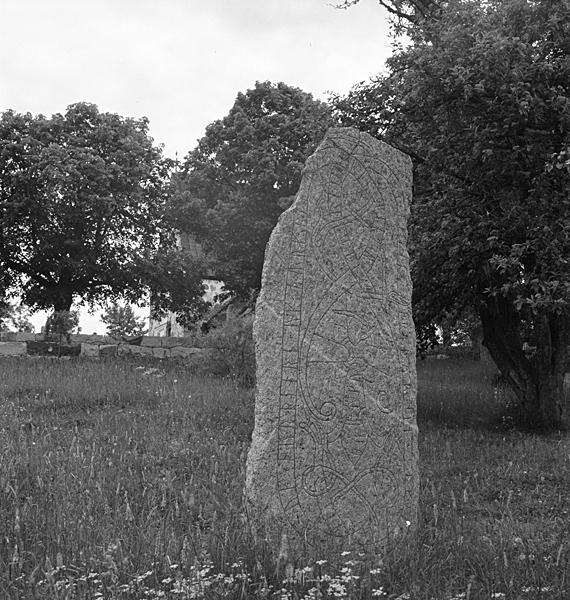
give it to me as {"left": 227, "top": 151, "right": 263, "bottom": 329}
{"left": 335, "top": 0, "right": 570, "bottom": 322}
{"left": 0, "top": 102, "right": 205, "bottom": 318}
{"left": 168, "top": 81, "right": 335, "bottom": 297}
{"left": 334, "top": 0, "right": 570, "bottom": 428}
{"left": 0, "top": 302, "right": 34, "bottom": 333}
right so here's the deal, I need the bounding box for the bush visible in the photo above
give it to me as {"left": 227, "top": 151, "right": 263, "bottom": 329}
{"left": 196, "top": 313, "right": 255, "bottom": 386}
{"left": 101, "top": 303, "right": 147, "bottom": 337}
{"left": 44, "top": 310, "right": 79, "bottom": 337}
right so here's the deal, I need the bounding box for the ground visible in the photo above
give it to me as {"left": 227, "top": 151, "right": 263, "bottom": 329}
{"left": 0, "top": 356, "right": 568, "bottom": 599}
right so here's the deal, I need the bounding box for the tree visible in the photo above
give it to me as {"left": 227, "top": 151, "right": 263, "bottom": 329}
{"left": 168, "top": 81, "right": 335, "bottom": 297}
{"left": 0, "top": 302, "right": 34, "bottom": 332}
{"left": 0, "top": 102, "right": 206, "bottom": 321}
{"left": 334, "top": 0, "right": 570, "bottom": 430}
{"left": 101, "top": 303, "right": 148, "bottom": 337}
{"left": 44, "top": 309, "right": 80, "bottom": 354}
{"left": 45, "top": 310, "right": 79, "bottom": 336}
{"left": 336, "top": 0, "right": 442, "bottom": 26}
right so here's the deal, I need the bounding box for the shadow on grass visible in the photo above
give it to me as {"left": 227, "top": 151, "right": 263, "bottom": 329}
{"left": 417, "top": 357, "right": 513, "bottom": 430}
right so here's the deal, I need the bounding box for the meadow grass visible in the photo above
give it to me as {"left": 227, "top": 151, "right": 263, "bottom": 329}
{"left": 0, "top": 356, "right": 568, "bottom": 599}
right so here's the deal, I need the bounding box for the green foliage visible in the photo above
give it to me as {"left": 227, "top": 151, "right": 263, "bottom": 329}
{"left": 169, "top": 81, "right": 335, "bottom": 298}
{"left": 437, "top": 307, "right": 483, "bottom": 348}
{"left": 44, "top": 310, "right": 79, "bottom": 336}
{"left": 196, "top": 314, "right": 255, "bottom": 386}
{"left": 101, "top": 303, "right": 148, "bottom": 337}
{"left": 0, "top": 102, "right": 204, "bottom": 317}
{"left": 0, "top": 301, "right": 34, "bottom": 332}
{"left": 144, "top": 247, "right": 210, "bottom": 330}
{"left": 334, "top": 0, "right": 570, "bottom": 429}
{"left": 1, "top": 358, "right": 569, "bottom": 598}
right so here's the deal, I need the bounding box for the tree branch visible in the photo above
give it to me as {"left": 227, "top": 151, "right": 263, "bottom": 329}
{"left": 334, "top": 0, "right": 442, "bottom": 24}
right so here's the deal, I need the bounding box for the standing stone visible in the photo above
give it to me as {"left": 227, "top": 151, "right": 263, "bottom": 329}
{"left": 245, "top": 128, "right": 418, "bottom": 558}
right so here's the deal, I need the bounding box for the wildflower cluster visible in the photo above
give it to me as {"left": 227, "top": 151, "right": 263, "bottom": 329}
{"left": 25, "top": 553, "right": 252, "bottom": 599}
{"left": 277, "top": 553, "right": 388, "bottom": 600}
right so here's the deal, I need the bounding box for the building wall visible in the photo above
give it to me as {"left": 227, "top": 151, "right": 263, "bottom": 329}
{"left": 148, "top": 228, "right": 224, "bottom": 337}
{"left": 148, "top": 278, "right": 225, "bottom": 337}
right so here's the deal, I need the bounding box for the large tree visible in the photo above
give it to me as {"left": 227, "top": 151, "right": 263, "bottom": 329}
{"left": 334, "top": 0, "right": 570, "bottom": 430}
{"left": 168, "top": 81, "right": 335, "bottom": 298}
{"left": 0, "top": 102, "right": 206, "bottom": 318}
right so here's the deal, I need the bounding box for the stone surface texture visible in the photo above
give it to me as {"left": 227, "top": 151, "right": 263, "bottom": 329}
{"left": 80, "top": 343, "right": 100, "bottom": 357}
{"left": 245, "top": 128, "right": 418, "bottom": 556}
{"left": 0, "top": 334, "right": 212, "bottom": 360}
{"left": 0, "top": 342, "right": 26, "bottom": 356}
{"left": 99, "top": 344, "right": 119, "bottom": 357}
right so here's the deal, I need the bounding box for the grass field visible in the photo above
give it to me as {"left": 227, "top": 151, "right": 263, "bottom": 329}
{"left": 0, "top": 356, "right": 569, "bottom": 599}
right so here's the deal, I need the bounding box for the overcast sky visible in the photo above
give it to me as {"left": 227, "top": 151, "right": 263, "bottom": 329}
{"left": 1, "top": 0, "right": 394, "bottom": 332}
{"left": 1, "top": 0, "right": 392, "bottom": 159}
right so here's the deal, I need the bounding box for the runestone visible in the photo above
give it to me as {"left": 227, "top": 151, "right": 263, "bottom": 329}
{"left": 245, "top": 127, "right": 418, "bottom": 557}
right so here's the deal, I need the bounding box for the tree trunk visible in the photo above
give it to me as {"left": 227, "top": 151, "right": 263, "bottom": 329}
{"left": 52, "top": 290, "right": 74, "bottom": 313}
{"left": 479, "top": 296, "right": 570, "bottom": 431}
{"left": 534, "top": 313, "right": 570, "bottom": 429}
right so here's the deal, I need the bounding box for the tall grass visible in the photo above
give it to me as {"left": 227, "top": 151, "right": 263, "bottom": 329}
{"left": 1, "top": 358, "right": 258, "bottom": 598}
{"left": 0, "top": 356, "right": 568, "bottom": 599}
{"left": 416, "top": 357, "right": 511, "bottom": 427}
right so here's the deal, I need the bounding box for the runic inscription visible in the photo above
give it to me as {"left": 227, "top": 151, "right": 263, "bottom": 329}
{"left": 245, "top": 128, "right": 418, "bottom": 556}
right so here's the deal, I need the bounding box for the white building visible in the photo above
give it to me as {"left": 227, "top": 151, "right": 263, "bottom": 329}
{"left": 148, "top": 232, "right": 224, "bottom": 337}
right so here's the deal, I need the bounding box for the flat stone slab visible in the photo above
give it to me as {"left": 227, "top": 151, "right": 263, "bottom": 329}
{"left": 0, "top": 332, "right": 17, "bottom": 341}
{"left": 141, "top": 336, "right": 164, "bottom": 347}
{"left": 161, "top": 336, "right": 195, "bottom": 348}
{"left": 170, "top": 346, "right": 204, "bottom": 359}
{"left": 117, "top": 344, "right": 154, "bottom": 356}
{"left": 152, "top": 346, "right": 169, "bottom": 358}
{"left": 70, "top": 334, "right": 119, "bottom": 344}
{"left": 0, "top": 342, "right": 26, "bottom": 356}
{"left": 15, "top": 332, "right": 37, "bottom": 342}
{"left": 99, "top": 344, "right": 118, "bottom": 357}
{"left": 80, "top": 343, "right": 100, "bottom": 357}
{"left": 246, "top": 128, "right": 418, "bottom": 557}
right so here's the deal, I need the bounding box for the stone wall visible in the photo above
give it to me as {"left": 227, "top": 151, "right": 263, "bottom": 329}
{"left": 0, "top": 332, "right": 205, "bottom": 359}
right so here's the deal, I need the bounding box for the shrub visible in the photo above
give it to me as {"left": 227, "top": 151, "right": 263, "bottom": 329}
{"left": 101, "top": 302, "right": 148, "bottom": 337}
{"left": 196, "top": 314, "right": 255, "bottom": 386}
{"left": 44, "top": 310, "right": 79, "bottom": 337}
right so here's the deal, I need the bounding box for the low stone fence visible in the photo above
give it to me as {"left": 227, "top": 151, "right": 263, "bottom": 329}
{"left": 0, "top": 332, "right": 207, "bottom": 359}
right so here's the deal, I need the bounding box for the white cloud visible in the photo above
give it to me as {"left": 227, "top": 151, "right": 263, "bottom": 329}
{"left": 1, "top": 0, "right": 391, "bottom": 157}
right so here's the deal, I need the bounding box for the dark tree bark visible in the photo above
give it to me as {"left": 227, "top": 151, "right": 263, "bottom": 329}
{"left": 535, "top": 313, "right": 570, "bottom": 428}
{"left": 480, "top": 296, "right": 570, "bottom": 431}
